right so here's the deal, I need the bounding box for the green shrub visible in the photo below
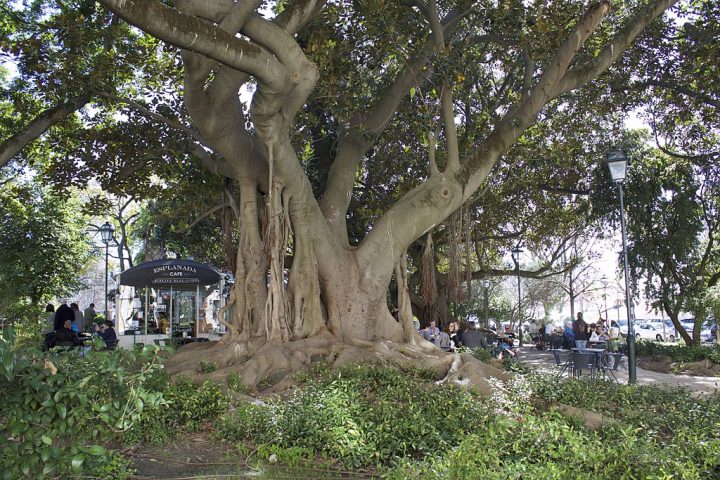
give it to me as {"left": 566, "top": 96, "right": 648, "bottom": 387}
{"left": 226, "top": 371, "right": 247, "bottom": 393}
{"left": 218, "top": 364, "right": 491, "bottom": 468}
{"left": 122, "top": 377, "right": 229, "bottom": 445}
{"left": 0, "top": 327, "right": 167, "bottom": 479}
{"left": 635, "top": 339, "right": 720, "bottom": 364}
{"left": 386, "top": 414, "right": 720, "bottom": 480}
{"left": 461, "top": 346, "right": 493, "bottom": 362}
{"left": 198, "top": 360, "right": 217, "bottom": 373}
{"left": 387, "top": 372, "right": 720, "bottom": 479}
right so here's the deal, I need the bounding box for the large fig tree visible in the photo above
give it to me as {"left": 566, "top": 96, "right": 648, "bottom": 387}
{"left": 3, "top": 0, "right": 680, "bottom": 389}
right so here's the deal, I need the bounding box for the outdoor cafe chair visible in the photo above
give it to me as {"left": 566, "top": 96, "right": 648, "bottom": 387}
{"left": 551, "top": 349, "right": 571, "bottom": 378}
{"left": 601, "top": 352, "right": 624, "bottom": 384}
{"left": 570, "top": 351, "right": 598, "bottom": 379}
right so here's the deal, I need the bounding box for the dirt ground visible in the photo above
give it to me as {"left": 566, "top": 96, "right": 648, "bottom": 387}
{"left": 127, "top": 432, "right": 377, "bottom": 479}
{"left": 126, "top": 432, "right": 251, "bottom": 479}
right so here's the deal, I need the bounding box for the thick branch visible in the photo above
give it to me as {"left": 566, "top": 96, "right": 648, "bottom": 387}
{"left": 98, "top": 0, "right": 289, "bottom": 92}
{"left": 321, "top": 6, "right": 469, "bottom": 234}
{"left": 555, "top": 0, "right": 680, "bottom": 96}
{"left": 0, "top": 96, "right": 90, "bottom": 169}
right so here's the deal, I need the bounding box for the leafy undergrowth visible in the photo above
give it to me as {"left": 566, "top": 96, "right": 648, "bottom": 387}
{"left": 3, "top": 325, "right": 720, "bottom": 480}
{"left": 218, "top": 363, "right": 493, "bottom": 469}
{"left": 386, "top": 373, "right": 720, "bottom": 479}
{"left": 635, "top": 340, "right": 720, "bottom": 364}
{"left": 219, "top": 362, "right": 720, "bottom": 479}
{"left": 0, "top": 328, "right": 227, "bottom": 479}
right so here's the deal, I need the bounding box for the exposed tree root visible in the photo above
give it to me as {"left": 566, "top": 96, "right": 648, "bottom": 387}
{"left": 163, "top": 332, "right": 510, "bottom": 396}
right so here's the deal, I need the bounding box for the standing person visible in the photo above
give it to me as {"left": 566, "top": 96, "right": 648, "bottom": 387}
{"left": 573, "top": 312, "right": 589, "bottom": 341}
{"left": 71, "top": 303, "right": 85, "bottom": 332}
{"left": 83, "top": 303, "right": 97, "bottom": 326}
{"left": 563, "top": 321, "right": 575, "bottom": 349}
{"left": 53, "top": 299, "right": 74, "bottom": 331}
{"left": 44, "top": 304, "right": 55, "bottom": 332}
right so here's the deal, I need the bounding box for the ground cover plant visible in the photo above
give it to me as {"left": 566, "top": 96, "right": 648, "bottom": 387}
{"left": 386, "top": 373, "right": 720, "bottom": 479}
{"left": 4, "top": 324, "right": 719, "bottom": 479}
{"left": 219, "top": 362, "right": 720, "bottom": 479}
{"left": 0, "top": 328, "right": 228, "bottom": 479}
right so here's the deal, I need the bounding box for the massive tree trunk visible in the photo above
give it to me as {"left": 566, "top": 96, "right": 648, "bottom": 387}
{"left": 97, "top": 0, "right": 678, "bottom": 391}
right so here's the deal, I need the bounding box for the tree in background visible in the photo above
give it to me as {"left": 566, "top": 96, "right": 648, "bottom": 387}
{"left": 625, "top": 143, "right": 719, "bottom": 345}
{"left": 0, "top": 178, "right": 90, "bottom": 328}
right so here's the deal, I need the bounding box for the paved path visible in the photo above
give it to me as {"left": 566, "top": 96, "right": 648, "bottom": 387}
{"left": 518, "top": 347, "right": 720, "bottom": 394}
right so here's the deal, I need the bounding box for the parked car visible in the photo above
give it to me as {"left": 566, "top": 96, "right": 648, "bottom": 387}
{"left": 617, "top": 319, "right": 628, "bottom": 336}
{"left": 635, "top": 321, "right": 675, "bottom": 342}
{"left": 700, "top": 318, "right": 717, "bottom": 343}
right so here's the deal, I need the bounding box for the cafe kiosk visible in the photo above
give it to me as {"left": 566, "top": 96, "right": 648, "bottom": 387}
{"left": 116, "top": 259, "right": 223, "bottom": 348}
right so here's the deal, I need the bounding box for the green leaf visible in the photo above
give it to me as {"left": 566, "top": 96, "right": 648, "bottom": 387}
{"left": 41, "top": 435, "right": 52, "bottom": 445}
{"left": 56, "top": 403, "right": 67, "bottom": 419}
{"left": 71, "top": 454, "right": 84, "bottom": 473}
{"left": 409, "top": 87, "right": 416, "bottom": 99}
{"left": 86, "top": 445, "right": 106, "bottom": 456}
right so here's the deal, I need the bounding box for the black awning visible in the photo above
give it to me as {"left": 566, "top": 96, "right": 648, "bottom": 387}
{"left": 119, "top": 259, "right": 222, "bottom": 288}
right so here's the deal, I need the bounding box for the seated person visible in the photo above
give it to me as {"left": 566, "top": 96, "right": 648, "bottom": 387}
{"left": 497, "top": 324, "right": 516, "bottom": 357}
{"left": 589, "top": 324, "right": 609, "bottom": 342}
{"left": 562, "top": 321, "right": 575, "bottom": 349}
{"left": 499, "top": 324, "right": 515, "bottom": 341}
{"left": 54, "top": 320, "right": 79, "bottom": 345}
{"left": 420, "top": 320, "right": 440, "bottom": 341}
{"left": 448, "top": 321, "right": 463, "bottom": 349}
{"left": 94, "top": 320, "right": 118, "bottom": 348}
{"left": 461, "top": 324, "right": 488, "bottom": 348}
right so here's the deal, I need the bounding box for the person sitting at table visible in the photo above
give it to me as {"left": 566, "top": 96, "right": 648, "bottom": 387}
{"left": 563, "top": 321, "right": 575, "bottom": 349}
{"left": 448, "top": 321, "right": 463, "bottom": 349}
{"left": 589, "top": 324, "right": 608, "bottom": 342}
{"left": 608, "top": 320, "right": 621, "bottom": 351}
{"left": 94, "top": 320, "right": 118, "bottom": 349}
{"left": 54, "top": 320, "right": 79, "bottom": 346}
{"left": 420, "top": 320, "right": 440, "bottom": 341}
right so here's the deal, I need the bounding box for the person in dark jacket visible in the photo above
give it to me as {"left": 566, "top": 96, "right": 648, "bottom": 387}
{"left": 53, "top": 299, "right": 75, "bottom": 331}
{"left": 572, "top": 312, "right": 589, "bottom": 341}
{"left": 54, "top": 320, "right": 79, "bottom": 345}
{"left": 95, "top": 320, "right": 118, "bottom": 349}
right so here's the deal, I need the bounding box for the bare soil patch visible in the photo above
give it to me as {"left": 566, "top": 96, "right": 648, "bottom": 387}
{"left": 126, "top": 432, "right": 249, "bottom": 479}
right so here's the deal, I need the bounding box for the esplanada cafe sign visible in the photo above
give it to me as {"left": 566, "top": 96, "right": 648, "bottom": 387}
{"left": 151, "top": 264, "right": 200, "bottom": 284}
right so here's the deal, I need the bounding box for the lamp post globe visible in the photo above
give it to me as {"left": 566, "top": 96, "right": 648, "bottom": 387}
{"left": 511, "top": 246, "right": 523, "bottom": 346}
{"left": 605, "top": 148, "right": 637, "bottom": 383}
{"left": 98, "top": 222, "right": 115, "bottom": 321}
{"left": 606, "top": 149, "right": 628, "bottom": 183}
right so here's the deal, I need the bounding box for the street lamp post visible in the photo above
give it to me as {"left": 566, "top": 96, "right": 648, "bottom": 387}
{"left": 99, "top": 222, "right": 115, "bottom": 321}
{"left": 601, "top": 275, "right": 608, "bottom": 319}
{"left": 511, "top": 246, "right": 523, "bottom": 347}
{"left": 606, "top": 149, "right": 637, "bottom": 383}
{"left": 482, "top": 278, "right": 490, "bottom": 329}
